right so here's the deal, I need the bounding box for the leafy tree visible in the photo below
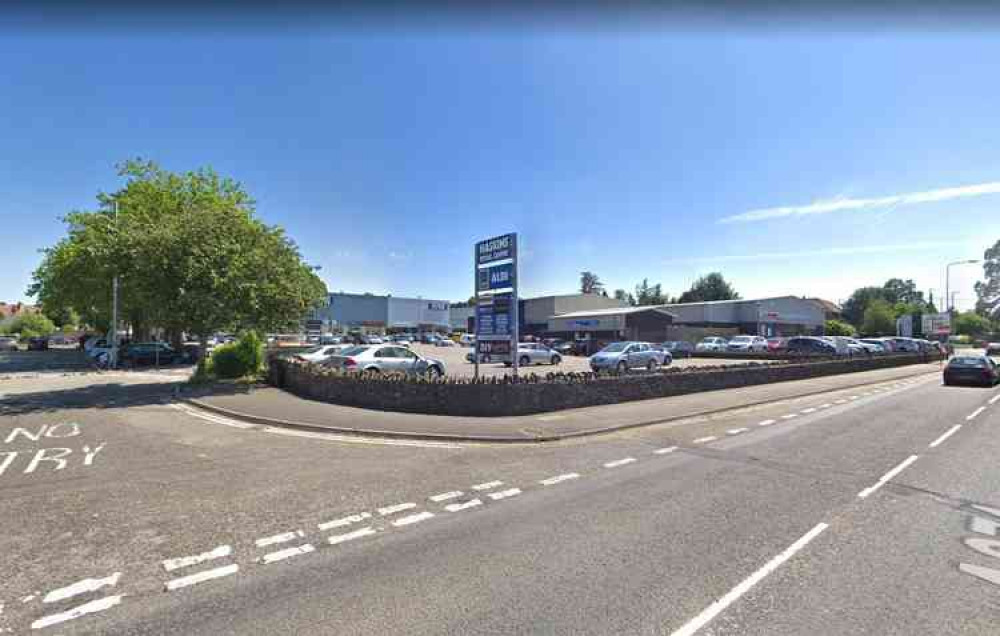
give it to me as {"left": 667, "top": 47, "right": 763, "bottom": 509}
{"left": 676, "top": 273, "right": 740, "bottom": 303}
{"left": 824, "top": 319, "right": 856, "bottom": 336}
{"left": 841, "top": 286, "right": 888, "bottom": 327}
{"left": 882, "top": 278, "right": 925, "bottom": 306}
{"left": 861, "top": 299, "right": 895, "bottom": 336}
{"left": 29, "top": 159, "right": 327, "bottom": 347}
{"left": 975, "top": 239, "right": 1000, "bottom": 317}
{"left": 43, "top": 306, "right": 80, "bottom": 330}
{"left": 6, "top": 313, "right": 56, "bottom": 339}
{"left": 579, "top": 271, "right": 604, "bottom": 295}
{"left": 953, "top": 311, "right": 993, "bottom": 336}
{"left": 613, "top": 289, "right": 636, "bottom": 306}
{"left": 634, "top": 278, "right": 666, "bottom": 306}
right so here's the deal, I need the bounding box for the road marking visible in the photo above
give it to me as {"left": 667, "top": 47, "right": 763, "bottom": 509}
{"left": 377, "top": 502, "right": 417, "bottom": 516}
{"left": 540, "top": 473, "right": 580, "bottom": 485}
{"left": 429, "top": 491, "right": 464, "bottom": 502}
{"left": 164, "top": 564, "right": 239, "bottom": 591}
{"left": 317, "top": 512, "right": 372, "bottom": 531}
{"left": 967, "top": 407, "right": 986, "bottom": 421}
{"left": 857, "top": 455, "right": 919, "bottom": 498}
{"left": 255, "top": 530, "right": 305, "bottom": 548}
{"left": 970, "top": 516, "right": 1000, "bottom": 536}
{"left": 971, "top": 504, "right": 1000, "bottom": 519}
{"left": 801, "top": 408, "right": 817, "bottom": 414}
{"left": 445, "top": 499, "right": 482, "bottom": 512}
{"left": 669, "top": 522, "right": 829, "bottom": 636}
{"left": 834, "top": 399, "right": 847, "bottom": 404}
{"left": 929, "top": 425, "right": 962, "bottom": 448}
{"left": 959, "top": 562, "right": 1000, "bottom": 585}
{"left": 603, "top": 457, "right": 636, "bottom": 468}
{"left": 964, "top": 537, "right": 1000, "bottom": 559}
{"left": 259, "top": 544, "right": 315, "bottom": 564}
{"left": 757, "top": 420, "right": 776, "bottom": 427}
{"left": 162, "top": 545, "right": 232, "bottom": 572}
{"left": 31, "top": 595, "right": 123, "bottom": 630}
{"left": 849, "top": 395, "right": 860, "bottom": 400}
{"left": 989, "top": 394, "right": 1000, "bottom": 405}
{"left": 471, "top": 481, "right": 504, "bottom": 491}
{"left": 392, "top": 511, "right": 435, "bottom": 527}
{"left": 781, "top": 414, "right": 798, "bottom": 420}
{"left": 654, "top": 446, "right": 678, "bottom": 455}
{"left": 171, "top": 403, "right": 254, "bottom": 429}
{"left": 535, "top": 414, "right": 566, "bottom": 422}
{"left": 43, "top": 572, "right": 121, "bottom": 604}
{"left": 726, "top": 428, "right": 748, "bottom": 435}
{"left": 818, "top": 403, "right": 832, "bottom": 409}
{"left": 693, "top": 436, "right": 717, "bottom": 444}
{"left": 487, "top": 488, "right": 522, "bottom": 501}
{"left": 327, "top": 527, "right": 377, "bottom": 545}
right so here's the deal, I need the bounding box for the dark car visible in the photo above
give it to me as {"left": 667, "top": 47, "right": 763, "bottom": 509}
{"left": 662, "top": 341, "right": 695, "bottom": 358}
{"left": 121, "top": 342, "right": 179, "bottom": 366}
{"left": 27, "top": 337, "right": 49, "bottom": 351}
{"left": 785, "top": 336, "right": 836, "bottom": 356}
{"left": 943, "top": 355, "right": 999, "bottom": 387}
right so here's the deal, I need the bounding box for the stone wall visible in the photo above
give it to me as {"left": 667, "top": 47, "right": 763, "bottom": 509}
{"left": 269, "top": 353, "right": 939, "bottom": 417}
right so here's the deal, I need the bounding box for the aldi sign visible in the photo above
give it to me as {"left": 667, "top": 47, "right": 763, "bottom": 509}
{"left": 474, "top": 233, "right": 519, "bottom": 374}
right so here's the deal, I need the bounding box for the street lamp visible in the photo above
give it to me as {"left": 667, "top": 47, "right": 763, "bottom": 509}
{"left": 945, "top": 259, "right": 980, "bottom": 313}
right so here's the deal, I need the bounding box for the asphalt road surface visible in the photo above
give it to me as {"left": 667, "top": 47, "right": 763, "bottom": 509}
{"left": 2, "top": 365, "right": 998, "bottom": 635}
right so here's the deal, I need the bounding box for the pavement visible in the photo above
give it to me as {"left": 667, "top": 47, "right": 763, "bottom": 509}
{"left": 186, "top": 360, "right": 945, "bottom": 442}
{"left": 3, "top": 357, "right": 1000, "bottom": 634}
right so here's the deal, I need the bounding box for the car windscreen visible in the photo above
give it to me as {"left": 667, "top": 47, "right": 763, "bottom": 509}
{"left": 338, "top": 346, "right": 370, "bottom": 357}
{"left": 949, "top": 357, "right": 987, "bottom": 368}
{"left": 601, "top": 343, "right": 628, "bottom": 353}
{"left": 731, "top": 336, "right": 751, "bottom": 342}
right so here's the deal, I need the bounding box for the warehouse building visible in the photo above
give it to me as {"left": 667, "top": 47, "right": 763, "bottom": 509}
{"left": 309, "top": 293, "right": 450, "bottom": 334}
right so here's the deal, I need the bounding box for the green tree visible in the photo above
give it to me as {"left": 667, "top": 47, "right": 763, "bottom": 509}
{"left": 579, "top": 271, "right": 604, "bottom": 295}
{"left": 953, "top": 311, "right": 993, "bottom": 337}
{"left": 613, "top": 289, "right": 636, "bottom": 306}
{"left": 634, "top": 279, "right": 666, "bottom": 306}
{"left": 841, "top": 286, "right": 888, "bottom": 327}
{"left": 861, "top": 299, "right": 895, "bottom": 336}
{"left": 44, "top": 306, "right": 80, "bottom": 330}
{"left": 975, "top": 239, "right": 1000, "bottom": 317}
{"left": 824, "top": 319, "right": 856, "bottom": 336}
{"left": 29, "top": 159, "right": 327, "bottom": 347}
{"left": 676, "top": 272, "right": 739, "bottom": 303}
{"left": 882, "top": 278, "right": 925, "bottom": 306}
{"left": 7, "top": 313, "right": 56, "bottom": 339}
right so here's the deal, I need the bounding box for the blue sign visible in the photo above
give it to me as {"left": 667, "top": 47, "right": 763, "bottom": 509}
{"left": 477, "top": 262, "right": 515, "bottom": 293}
{"left": 476, "top": 233, "right": 516, "bottom": 266}
{"left": 475, "top": 301, "right": 512, "bottom": 339}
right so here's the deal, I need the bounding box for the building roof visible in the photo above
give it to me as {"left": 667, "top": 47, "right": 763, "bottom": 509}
{"left": 807, "top": 297, "right": 842, "bottom": 313}
{"left": 549, "top": 306, "right": 679, "bottom": 320}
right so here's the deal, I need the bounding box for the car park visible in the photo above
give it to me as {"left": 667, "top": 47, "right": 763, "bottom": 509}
{"left": 501, "top": 343, "right": 562, "bottom": 367}
{"left": 322, "top": 344, "right": 445, "bottom": 377}
{"left": 0, "top": 336, "right": 18, "bottom": 352}
{"left": 296, "top": 344, "right": 348, "bottom": 363}
{"left": 786, "top": 336, "right": 837, "bottom": 355}
{"left": 121, "top": 342, "right": 179, "bottom": 366}
{"left": 589, "top": 341, "right": 666, "bottom": 373}
{"left": 943, "top": 355, "right": 999, "bottom": 387}
{"left": 726, "top": 335, "right": 768, "bottom": 353}
{"left": 661, "top": 341, "right": 694, "bottom": 358}
{"left": 695, "top": 336, "right": 729, "bottom": 352}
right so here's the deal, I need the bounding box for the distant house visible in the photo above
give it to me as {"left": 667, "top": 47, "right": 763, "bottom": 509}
{"left": 0, "top": 302, "right": 40, "bottom": 320}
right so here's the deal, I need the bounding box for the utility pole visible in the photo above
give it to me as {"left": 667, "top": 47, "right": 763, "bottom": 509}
{"left": 110, "top": 199, "right": 120, "bottom": 369}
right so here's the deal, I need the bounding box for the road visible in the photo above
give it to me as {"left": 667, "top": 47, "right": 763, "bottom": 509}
{"left": 1, "top": 365, "right": 998, "bottom": 634}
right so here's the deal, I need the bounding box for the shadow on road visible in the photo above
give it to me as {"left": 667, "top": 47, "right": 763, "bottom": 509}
{"left": 0, "top": 380, "right": 247, "bottom": 416}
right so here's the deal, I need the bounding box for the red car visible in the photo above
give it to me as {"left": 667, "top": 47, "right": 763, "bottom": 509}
{"left": 766, "top": 337, "right": 788, "bottom": 353}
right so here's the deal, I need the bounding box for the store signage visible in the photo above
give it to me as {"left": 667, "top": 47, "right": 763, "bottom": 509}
{"left": 474, "top": 233, "right": 519, "bottom": 373}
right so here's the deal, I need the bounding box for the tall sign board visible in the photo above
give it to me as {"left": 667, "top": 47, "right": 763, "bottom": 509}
{"left": 474, "top": 233, "right": 518, "bottom": 377}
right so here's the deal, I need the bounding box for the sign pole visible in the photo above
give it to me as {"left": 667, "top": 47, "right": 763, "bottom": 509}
{"left": 511, "top": 234, "right": 519, "bottom": 379}
{"left": 473, "top": 242, "right": 480, "bottom": 380}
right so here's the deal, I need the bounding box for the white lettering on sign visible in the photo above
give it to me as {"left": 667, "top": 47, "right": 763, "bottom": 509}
{"left": 491, "top": 269, "right": 510, "bottom": 286}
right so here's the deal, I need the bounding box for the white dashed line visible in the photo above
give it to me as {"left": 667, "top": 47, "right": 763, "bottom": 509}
{"left": 162, "top": 545, "right": 232, "bottom": 572}
{"left": 471, "top": 481, "right": 504, "bottom": 491}
{"left": 317, "top": 512, "right": 372, "bottom": 531}
{"left": 327, "top": 527, "right": 377, "bottom": 545}
{"left": 540, "top": 473, "right": 580, "bottom": 485}
{"left": 255, "top": 530, "right": 305, "bottom": 548}
{"left": 967, "top": 406, "right": 986, "bottom": 421}
{"left": 392, "top": 511, "right": 435, "bottom": 527}
{"left": 377, "top": 503, "right": 417, "bottom": 516}
{"left": 693, "top": 436, "right": 718, "bottom": 444}
{"left": 959, "top": 562, "right": 1000, "bottom": 585}
{"left": 849, "top": 395, "right": 860, "bottom": 400}
{"left": 669, "top": 522, "right": 829, "bottom": 636}
{"left": 429, "top": 491, "right": 464, "bottom": 503}
{"left": 603, "top": 457, "right": 636, "bottom": 468}
{"left": 929, "top": 425, "right": 962, "bottom": 448}
{"left": 801, "top": 408, "right": 817, "bottom": 414}
{"left": 758, "top": 420, "right": 776, "bottom": 427}
{"left": 834, "top": 399, "right": 847, "bottom": 404}
{"left": 445, "top": 499, "right": 483, "bottom": 512}
{"left": 972, "top": 504, "right": 1000, "bottom": 519}
{"left": 818, "top": 404, "right": 832, "bottom": 409}
{"left": 43, "top": 573, "right": 121, "bottom": 604}
{"left": 857, "top": 455, "right": 919, "bottom": 499}
{"left": 989, "top": 394, "right": 1000, "bottom": 405}
{"left": 258, "top": 544, "right": 315, "bottom": 564}
{"left": 969, "top": 516, "right": 1000, "bottom": 536}
{"left": 487, "top": 488, "right": 522, "bottom": 501}
{"left": 164, "top": 564, "right": 239, "bottom": 591}
{"left": 31, "top": 595, "right": 124, "bottom": 630}
{"left": 726, "top": 428, "right": 748, "bottom": 435}
{"left": 654, "top": 446, "right": 678, "bottom": 455}
{"left": 781, "top": 414, "right": 798, "bottom": 420}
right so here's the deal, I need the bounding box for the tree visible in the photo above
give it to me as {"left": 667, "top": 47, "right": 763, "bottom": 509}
{"left": 634, "top": 278, "right": 666, "bottom": 306}
{"left": 6, "top": 313, "right": 56, "bottom": 339}
{"left": 882, "top": 278, "right": 925, "bottom": 306}
{"left": 824, "top": 319, "right": 856, "bottom": 336}
{"left": 613, "top": 289, "right": 636, "bottom": 306}
{"left": 43, "top": 306, "right": 80, "bottom": 330}
{"left": 861, "top": 299, "right": 895, "bottom": 336}
{"left": 841, "top": 286, "right": 888, "bottom": 327}
{"left": 29, "top": 159, "right": 327, "bottom": 346}
{"left": 975, "top": 239, "right": 1000, "bottom": 317}
{"left": 676, "top": 273, "right": 740, "bottom": 303}
{"left": 580, "top": 271, "right": 604, "bottom": 295}
{"left": 953, "top": 311, "right": 993, "bottom": 336}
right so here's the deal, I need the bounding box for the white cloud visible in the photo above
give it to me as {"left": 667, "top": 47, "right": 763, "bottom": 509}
{"left": 663, "top": 239, "right": 974, "bottom": 266}
{"left": 720, "top": 181, "right": 1000, "bottom": 224}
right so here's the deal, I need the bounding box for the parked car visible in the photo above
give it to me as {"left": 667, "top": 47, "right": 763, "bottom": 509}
{"left": 726, "top": 335, "right": 768, "bottom": 353}
{"left": 320, "top": 334, "right": 343, "bottom": 345}
{"left": 827, "top": 336, "right": 866, "bottom": 356}
{"left": 766, "top": 337, "right": 788, "bottom": 353}
{"left": 786, "top": 336, "right": 837, "bottom": 356}
{"left": 434, "top": 338, "right": 456, "bottom": 347}
{"left": 0, "top": 336, "right": 18, "bottom": 352}
{"left": 695, "top": 337, "right": 729, "bottom": 352}
{"left": 661, "top": 341, "right": 694, "bottom": 358}
{"left": 501, "top": 343, "right": 562, "bottom": 367}
{"left": 459, "top": 333, "right": 476, "bottom": 347}
{"left": 362, "top": 335, "right": 384, "bottom": 345}
{"left": 296, "top": 344, "right": 347, "bottom": 364}
{"left": 27, "top": 337, "right": 49, "bottom": 351}
{"left": 943, "top": 355, "right": 1000, "bottom": 387}
{"left": 858, "top": 338, "right": 888, "bottom": 354}
{"left": 889, "top": 337, "right": 920, "bottom": 352}
{"left": 121, "top": 342, "right": 179, "bottom": 366}
{"left": 985, "top": 342, "right": 1000, "bottom": 357}
{"left": 84, "top": 337, "right": 113, "bottom": 360}
{"left": 589, "top": 342, "right": 666, "bottom": 373}
{"left": 323, "top": 345, "right": 445, "bottom": 377}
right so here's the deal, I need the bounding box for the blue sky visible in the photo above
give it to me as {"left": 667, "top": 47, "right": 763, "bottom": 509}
{"left": 3, "top": 24, "right": 999, "bottom": 310}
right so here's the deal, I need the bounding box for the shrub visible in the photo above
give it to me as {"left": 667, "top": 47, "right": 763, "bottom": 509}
{"left": 209, "top": 331, "right": 265, "bottom": 379}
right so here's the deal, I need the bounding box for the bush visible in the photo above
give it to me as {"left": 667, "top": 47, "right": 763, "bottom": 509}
{"left": 206, "top": 331, "right": 265, "bottom": 380}
{"left": 824, "top": 319, "right": 856, "bottom": 336}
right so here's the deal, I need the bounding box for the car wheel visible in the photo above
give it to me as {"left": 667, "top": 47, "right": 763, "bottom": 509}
{"left": 646, "top": 359, "right": 659, "bottom": 372}
{"left": 551, "top": 355, "right": 561, "bottom": 365}
{"left": 519, "top": 356, "right": 530, "bottom": 367}
{"left": 427, "top": 365, "right": 443, "bottom": 378}
{"left": 617, "top": 361, "right": 628, "bottom": 374}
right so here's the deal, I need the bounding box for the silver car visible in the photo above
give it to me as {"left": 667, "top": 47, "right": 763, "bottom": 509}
{"left": 589, "top": 341, "right": 666, "bottom": 373}
{"left": 323, "top": 345, "right": 446, "bottom": 377}
{"left": 502, "top": 343, "right": 562, "bottom": 367}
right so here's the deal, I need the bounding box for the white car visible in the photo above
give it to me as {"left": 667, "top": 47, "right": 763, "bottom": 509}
{"left": 459, "top": 333, "right": 476, "bottom": 346}
{"left": 502, "top": 343, "right": 562, "bottom": 366}
{"left": 696, "top": 337, "right": 729, "bottom": 352}
{"left": 296, "top": 345, "right": 347, "bottom": 363}
{"left": 434, "top": 338, "right": 456, "bottom": 347}
{"left": 726, "top": 335, "right": 768, "bottom": 353}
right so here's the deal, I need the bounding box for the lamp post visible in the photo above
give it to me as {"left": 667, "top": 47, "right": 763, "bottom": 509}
{"left": 945, "top": 259, "right": 980, "bottom": 314}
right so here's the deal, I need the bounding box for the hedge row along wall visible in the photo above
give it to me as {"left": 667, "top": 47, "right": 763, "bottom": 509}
{"left": 268, "top": 353, "right": 940, "bottom": 417}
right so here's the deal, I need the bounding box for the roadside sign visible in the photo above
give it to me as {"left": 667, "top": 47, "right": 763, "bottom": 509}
{"left": 476, "top": 234, "right": 516, "bottom": 266}
{"left": 477, "top": 262, "right": 515, "bottom": 294}
{"left": 474, "top": 233, "right": 519, "bottom": 378}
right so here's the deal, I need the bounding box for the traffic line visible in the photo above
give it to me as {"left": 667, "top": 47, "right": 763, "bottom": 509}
{"left": 317, "top": 512, "right": 372, "bottom": 531}
{"left": 429, "top": 491, "right": 464, "bottom": 503}
{"left": 989, "top": 394, "right": 1000, "bottom": 405}
{"left": 258, "top": 544, "right": 315, "bottom": 564}
{"left": 834, "top": 399, "right": 847, "bottom": 404}
{"left": 392, "top": 511, "right": 435, "bottom": 527}
{"left": 445, "top": 498, "right": 482, "bottom": 512}
{"left": 959, "top": 562, "right": 1000, "bottom": 585}
{"left": 42, "top": 572, "right": 121, "bottom": 604}
{"left": 471, "top": 481, "right": 504, "bottom": 491}
{"left": 653, "top": 446, "right": 678, "bottom": 455}
{"left": 801, "top": 408, "right": 817, "bottom": 414}
{"left": 161, "top": 545, "right": 232, "bottom": 572}
{"left": 849, "top": 395, "right": 860, "bottom": 400}
{"left": 929, "top": 425, "right": 962, "bottom": 448}
{"left": 327, "top": 527, "right": 378, "bottom": 545}
{"left": 669, "top": 522, "right": 829, "bottom": 636}
{"left": 540, "top": 473, "right": 580, "bottom": 485}
{"left": 31, "top": 595, "right": 124, "bottom": 630}
{"left": 967, "top": 407, "right": 986, "bottom": 421}
{"left": 377, "top": 503, "right": 417, "bottom": 516}
{"left": 726, "top": 428, "right": 748, "bottom": 435}
{"left": 781, "top": 414, "right": 798, "bottom": 420}
{"left": 255, "top": 530, "right": 305, "bottom": 548}
{"left": 692, "top": 436, "right": 717, "bottom": 444}
{"left": 164, "top": 564, "right": 239, "bottom": 592}
{"left": 757, "top": 420, "right": 776, "bottom": 427}
{"left": 487, "top": 488, "right": 522, "bottom": 501}
{"left": 603, "top": 457, "right": 636, "bottom": 468}
{"left": 857, "top": 455, "right": 919, "bottom": 499}
{"left": 818, "top": 403, "right": 832, "bottom": 409}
